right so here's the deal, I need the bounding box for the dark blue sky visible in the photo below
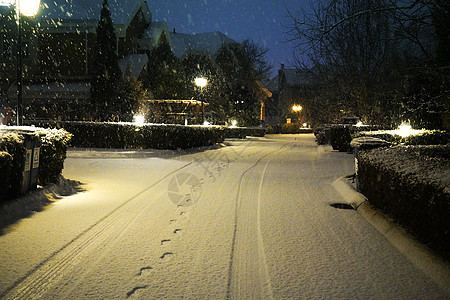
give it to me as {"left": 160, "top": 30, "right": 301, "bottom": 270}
{"left": 149, "top": 1, "right": 308, "bottom": 78}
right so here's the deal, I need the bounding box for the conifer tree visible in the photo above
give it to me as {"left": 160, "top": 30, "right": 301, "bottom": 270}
{"left": 146, "top": 35, "right": 186, "bottom": 99}
{"left": 90, "top": 0, "right": 122, "bottom": 120}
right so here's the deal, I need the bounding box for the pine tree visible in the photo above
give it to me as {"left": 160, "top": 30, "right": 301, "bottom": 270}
{"left": 146, "top": 35, "right": 186, "bottom": 99}
{"left": 90, "top": 0, "right": 122, "bottom": 120}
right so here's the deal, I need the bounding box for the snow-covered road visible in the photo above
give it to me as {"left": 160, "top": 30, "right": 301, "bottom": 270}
{"left": 1, "top": 134, "right": 448, "bottom": 299}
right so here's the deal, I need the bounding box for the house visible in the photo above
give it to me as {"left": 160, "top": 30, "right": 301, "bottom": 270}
{"left": 265, "top": 64, "right": 315, "bottom": 126}
{"left": 1, "top": 0, "right": 171, "bottom": 110}
{"left": 1, "top": 0, "right": 244, "bottom": 122}
{"left": 169, "top": 30, "right": 236, "bottom": 58}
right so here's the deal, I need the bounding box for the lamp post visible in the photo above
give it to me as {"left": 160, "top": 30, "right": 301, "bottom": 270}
{"left": 195, "top": 77, "right": 207, "bottom": 124}
{"left": 15, "top": 0, "right": 40, "bottom": 125}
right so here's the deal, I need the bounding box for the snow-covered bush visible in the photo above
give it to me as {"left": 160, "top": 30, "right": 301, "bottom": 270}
{"left": 280, "top": 123, "right": 313, "bottom": 134}
{"left": 353, "top": 130, "right": 450, "bottom": 146}
{"left": 223, "top": 127, "right": 266, "bottom": 139}
{"left": 28, "top": 121, "right": 225, "bottom": 149}
{"left": 39, "top": 128, "right": 73, "bottom": 185}
{"left": 0, "top": 133, "right": 25, "bottom": 199}
{"left": 330, "top": 125, "right": 352, "bottom": 152}
{"left": 0, "top": 151, "right": 13, "bottom": 202}
{"left": 358, "top": 145, "right": 450, "bottom": 257}
{"left": 0, "top": 128, "right": 72, "bottom": 199}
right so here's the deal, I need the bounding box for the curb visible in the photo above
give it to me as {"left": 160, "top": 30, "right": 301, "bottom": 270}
{"left": 332, "top": 176, "right": 450, "bottom": 295}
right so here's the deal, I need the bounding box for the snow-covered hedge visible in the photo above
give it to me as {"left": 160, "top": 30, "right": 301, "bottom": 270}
{"left": 358, "top": 145, "right": 450, "bottom": 257}
{"left": 0, "top": 132, "right": 26, "bottom": 200}
{"left": 39, "top": 129, "right": 73, "bottom": 185}
{"left": 353, "top": 129, "right": 450, "bottom": 145}
{"left": 223, "top": 127, "right": 266, "bottom": 138}
{"left": 280, "top": 123, "right": 313, "bottom": 134}
{"left": 0, "top": 151, "right": 13, "bottom": 201}
{"left": 27, "top": 121, "right": 229, "bottom": 149}
{"left": 0, "top": 128, "right": 72, "bottom": 199}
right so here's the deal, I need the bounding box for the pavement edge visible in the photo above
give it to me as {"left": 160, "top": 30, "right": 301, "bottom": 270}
{"left": 332, "top": 176, "right": 450, "bottom": 295}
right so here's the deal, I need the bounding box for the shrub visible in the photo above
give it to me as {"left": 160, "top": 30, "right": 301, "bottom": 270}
{"left": 0, "top": 128, "right": 72, "bottom": 199}
{"left": 353, "top": 130, "right": 450, "bottom": 146}
{"left": 330, "top": 125, "right": 352, "bottom": 152}
{"left": 39, "top": 128, "right": 73, "bottom": 185}
{"left": 358, "top": 145, "right": 450, "bottom": 257}
{"left": 223, "top": 127, "right": 266, "bottom": 139}
{"left": 26, "top": 121, "right": 230, "bottom": 149}
{"left": 0, "top": 151, "right": 13, "bottom": 202}
{"left": 0, "top": 132, "right": 25, "bottom": 199}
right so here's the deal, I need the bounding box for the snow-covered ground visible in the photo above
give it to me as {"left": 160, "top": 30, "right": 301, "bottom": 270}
{"left": 0, "top": 134, "right": 448, "bottom": 299}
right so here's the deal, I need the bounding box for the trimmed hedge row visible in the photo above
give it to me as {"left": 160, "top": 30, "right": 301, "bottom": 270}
{"left": 39, "top": 129, "right": 73, "bottom": 185}
{"left": 358, "top": 145, "right": 450, "bottom": 257}
{"left": 322, "top": 126, "right": 450, "bottom": 151}
{"left": 0, "top": 128, "right": 72, "bottom": 200}
{"left": 0, "top": 151, "right": 13, "bottom": 201}
{"left": 281, "top": 123, "right": 314, "bottom": 134}
{"left": 223, "top": 127, "right": 266, "bottom": 139}
{"left": 26, "top": 121, "right": 265, "bottom": 149}
{"left": 354, "top": 130, "right": 450, "bottom": 146}
{"left": 0, "top": 133, "right": 26, "bottom": 200}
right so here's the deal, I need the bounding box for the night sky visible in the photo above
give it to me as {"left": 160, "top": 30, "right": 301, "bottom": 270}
{"left": 149, "top": 0, "right": 308, "bottom": 78}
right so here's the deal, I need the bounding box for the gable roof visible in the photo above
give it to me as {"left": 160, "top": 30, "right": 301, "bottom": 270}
{"left": 119, "top": 54, "right": 148, "bottom": 78}
{"left": 141, "top": 21, "right": 172, "bottom": 49}
{"left": 169, "top": 31, "right": 236, "bottom": 58}
{"left": 280, "top": 68, "right": 311, "bottom": 86}
{"left": 37, "top": 0, "right": 151, "bottom": 36}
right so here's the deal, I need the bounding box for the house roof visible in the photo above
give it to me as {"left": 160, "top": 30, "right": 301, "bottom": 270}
{"left": 39, "top": 0, "right": 145, "bottom": 23}
{"left": 119, "top": 54, "right": 148, "bottom": 78}
{"left": 169, "top": 31, "right": 236, "bottom": 58}
{"left": 265, "top": 75, "right": 279, "bottom": 93}
{"left": 141, "top": 21, "right": 171, "bottom": 48}
{"left": 37, "top": 0, "right": 151, "bottom": 36}
{"left": 280, "top": 68, "right": 312, "bottom": 86}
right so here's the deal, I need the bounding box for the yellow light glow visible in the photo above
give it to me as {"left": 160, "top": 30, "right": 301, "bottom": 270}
{"left": 195, "top": 77, "right": 207, "bottom": 88}
{"left": 292, "top": 105, "right": 302, "bottom": 112}
{"left": 133, "top": 114, "right": 145, "bottom": 126}
{"left": 302, "top": 123, "right": 308, "bottom": 128}
{"left": 230, "top": 120, "right": 238, "bottom": 127}
{"left": 19, "top": 0, "right": 40, "bottom": 16}
{"left": 394, "top": 122, "right": 425, "bottom": 137}
{"left": 355, "top": 121, "right": 364, "bottom": 127}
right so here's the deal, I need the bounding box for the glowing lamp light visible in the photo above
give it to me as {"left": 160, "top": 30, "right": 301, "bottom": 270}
{"left": 195, "top": 77, "right": 207, "bottom": 88}
{"left": 230, "top": 120, "right": 238, "bottom": 128}
{"left": 292, "top": 105, "right": 302, "bottom": 112}
{"left": 302, "top": 123, "right": 308, "bottom": 128}
{"left": 394, "top": 122, "right": 425, "bottom": 137}
{"left": 203, "top": 120, "right": 211, "bottom": 126}
{"left": 133, "top": 114, "right": 145, "bottom": 126}
{"left": 355, "top": 121, "right": 364, "bottom": 127}
{"left": 19, "top": 0, "right": 41, "bottom": 16}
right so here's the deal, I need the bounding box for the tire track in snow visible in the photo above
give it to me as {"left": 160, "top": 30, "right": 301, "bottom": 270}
{"left": 227, "top": 144, "right": 291, "bottom": 300}
{"left": 1, "top": 161, "right": 195, "bottom": 300}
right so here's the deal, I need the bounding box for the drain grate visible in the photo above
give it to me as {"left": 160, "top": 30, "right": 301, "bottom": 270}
{"left": 330, "top": 203, "right": 354, "bottom": 210}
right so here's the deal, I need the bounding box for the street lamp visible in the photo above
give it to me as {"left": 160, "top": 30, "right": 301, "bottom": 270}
{"left": 292, "top": 104, "right": 302, "bottom": 124}
{"left": 15, "top": 0, "right": 40, "bottom": 125}
{"left": 292, "top": 105, "right": 302, "bottom": 112}
{"left": 195, "top": 77, "right": 207, "bottom": 124}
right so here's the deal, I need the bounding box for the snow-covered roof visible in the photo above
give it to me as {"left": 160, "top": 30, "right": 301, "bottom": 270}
{"left": 141, "top": 21, "right": 171, "bottom": 49}
{"left": 7, "top": 82, "right": 90, "bottom": 100}
{"left": 119, "top": 54, "right": 148, "bottom": 78}
{"left": 169, "top": 31, "right": 236, "bottom": 58}
{"left": 265, "top": 75, "right": 279, "bottom": 93}
{"left": 279, "top": 68, "right": 311, "bottom": 86}
{"left": 39, "top": 0, "right": 141, "bottom": 23}
{"left": 37, "top": 0, "right": 151, "bottom": 36}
